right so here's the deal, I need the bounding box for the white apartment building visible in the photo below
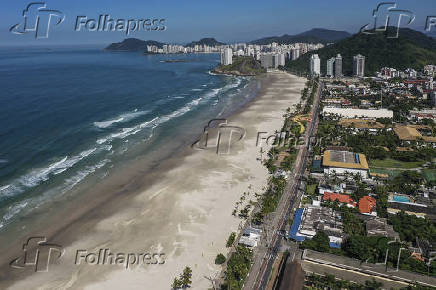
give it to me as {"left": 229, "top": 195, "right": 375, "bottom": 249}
{"left": 310, "top": 54, "right": 320, "bottom": 76}
{"left": 326, "top": 57, "right": 335, "bottom": 78}
{"left": 353, "top": 54, "right": 365, "bottom": 77}
{"left": 335, "top": 54, "right": 342, "bottom": 78}
{"left": 220, "top": 48, "right": 233, "bottom": 65}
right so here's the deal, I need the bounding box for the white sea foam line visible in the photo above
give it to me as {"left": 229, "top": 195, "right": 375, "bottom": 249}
{"left": 2, "top": 201, "right": 28, "bottom": 221}
{"left": 100, "top": 97, "right": 205, "bottom": 144}
{"left": 0, "top": 78, "right": 247, "bottom": 229}
{"left": 0, "top": 158, "right": 111, "bottom": 229}
{"left": 0, "top": 147, "right": 101, "bottom": 199}
{"left": 64, "top": 159, "right": 110, "bottom": 190}
{"left": 2, "top": 79, "right": 245, "bottom": 205}
{"left": 93, "top": 109, "right": 150, "bottom": 129}
{"left": 97, "top": 78, "right": 244, "bottom": 146}
{"left": 0, "top": 185, "right": 10, "bottom": 192}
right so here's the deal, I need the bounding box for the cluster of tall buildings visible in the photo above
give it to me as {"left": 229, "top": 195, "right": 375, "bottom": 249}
{"left": 310, "top": 53, "right": 365, "bottom": 77}
{"left": 219, "top": 42, "right": 323, "bottom": 69}
{"left": 259, "top": 53, "right": 286, "bottom": 69}
{"left": 146, "top": 44, "right": 222, "bottom": 54}
{"left": 148, "top": 40, "right": 326, "bottom": 70}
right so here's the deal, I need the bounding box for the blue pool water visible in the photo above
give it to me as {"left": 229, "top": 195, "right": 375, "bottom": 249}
{"left": 393, "top": 195, "right": 410, "bottom": 202}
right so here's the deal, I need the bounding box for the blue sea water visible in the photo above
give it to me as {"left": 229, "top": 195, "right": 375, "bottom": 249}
{"left": 0, "top": 46, "right": 258, "bottom": 230}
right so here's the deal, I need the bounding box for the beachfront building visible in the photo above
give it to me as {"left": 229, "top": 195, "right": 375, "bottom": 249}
{"left": 277, "top": 53, "right": 286, "bottom": 67}
{"left": 261, "top": 53, "right": 286, "bottom": 69}
{"left": 322, "top": 150, "right": 369, "bottom": 178}
{"left": 261, "top": 54, "right": 273, "bottom": 68}
{"left": 322, "top": 107, "right": 394, "bottom": 119}
{"left": 238, "top": 227, "right": 262, "bottom": 247}
{"left": 220, "top": 48, "right": 233, "bottom": 65}
{"left": 291, "top": 48, "right": 300, "bottom": 60}
{"left": 326, "top": 57, "right": 335, "bottom": 78}
{"left": 310, "top": 54, "right": 320, "bottom": 76}
{"left": 289, "top": 206, "right": 344, "bottom": 248}
{"left": 334, "top": 54, "right": 342, "bottom": 78}
{"left": 353, "top": 54, "right": 365, "bottom": 77}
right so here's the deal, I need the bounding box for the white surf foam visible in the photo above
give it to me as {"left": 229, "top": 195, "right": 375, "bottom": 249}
{"left": 1, "top": 147, "right": 99, "bottom": 200}
{"left": 94, "top": 109, "right": 150, "bottom": 129}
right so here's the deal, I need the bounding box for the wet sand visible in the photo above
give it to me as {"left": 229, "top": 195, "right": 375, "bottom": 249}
{"left": 0, "top": 71, "right": 305, "bottom": 290}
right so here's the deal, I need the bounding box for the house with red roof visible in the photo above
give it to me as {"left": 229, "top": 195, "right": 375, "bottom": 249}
{"left": 359, "top": 196, "right": 377, "bottom": 216}
{"left": 323, "top": 192, "right": 356, "bottom": 208}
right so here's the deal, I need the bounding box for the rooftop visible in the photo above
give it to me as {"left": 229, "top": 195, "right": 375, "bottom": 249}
{"left": 359, "top": 196, "right": 377, "bottom": 214}
{"left": 339, "top": 119, "right": 385, "bottom": 129}
{"left": 366, "top": 217, "right": 399, "bottom": 238}
{"left": 322, "top": 150, "right": 369, "bottom": 170}
{"left": 394, "top": 125, "right": 436, "bottom": 143}
{"left": 323, "top": 192, "right": 356, "bottom": 207}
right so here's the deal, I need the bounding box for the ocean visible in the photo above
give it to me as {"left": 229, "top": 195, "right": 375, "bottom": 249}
{"left": 0, "top": 46, "right": 259, "bottom": 231}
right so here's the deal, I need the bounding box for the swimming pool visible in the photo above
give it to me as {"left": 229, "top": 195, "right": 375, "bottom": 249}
{"left": 393, "top": 195, "right": 410, "bottom": 202}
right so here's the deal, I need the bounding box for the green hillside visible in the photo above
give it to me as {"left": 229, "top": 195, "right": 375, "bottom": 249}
{"left": 214, "top": 56, "right": 266, "bottom": 76}
{"left": 251, "top": 28, "right": 350, "bottom": 45}
{"left": 186, "top": 38, "right": 225, "bottom": 47}
{"left": 286, "top": 28, "right": 436, "bottom": 76}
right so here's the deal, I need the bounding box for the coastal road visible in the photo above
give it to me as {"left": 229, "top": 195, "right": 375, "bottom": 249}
{"left": 243, "top": 80, "right": 323, "bottom": 290}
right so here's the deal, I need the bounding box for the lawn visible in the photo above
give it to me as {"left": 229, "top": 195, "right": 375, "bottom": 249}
{"left": 306, "top": 184, "right": 317, "bottom": 196}
{"left": 369, "top": 158, "right": 425, "bottom": 169}
{"left": 369, "top": 168, "right": 402, "bottom": 178}
{"left": 422, "top": 169, "right": 436, "bottom": 183}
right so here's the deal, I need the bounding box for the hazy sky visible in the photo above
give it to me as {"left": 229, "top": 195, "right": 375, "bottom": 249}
{"left": 1, "top": 0, "right": 434, "bottom": 46}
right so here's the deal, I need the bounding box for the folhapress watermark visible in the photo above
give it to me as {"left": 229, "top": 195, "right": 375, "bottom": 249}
{"left": 360, "top": 2, "right": 415, "bottom": 38}
{"left": 192, "top": 119, "right": 246, "bottom": 155}
{"left": 10, "top": 2, "right": 166, "bottom": 39}
{"left": 75, "top": 249, "right": 165, "bottom": 269}
{"left": 10, "top": 236, "right": 166, "bottom": 272}
{"left": 256, "top": 131, "right": 293, "bottom": 147}
{"left": 9, "top": 237, "right": 64, "bottom": 272}
{"left": 10, "top": 2, "right": 65, "bottom": 39}
{"left": 75, "top": 15, "right": 166, "bottom": 35}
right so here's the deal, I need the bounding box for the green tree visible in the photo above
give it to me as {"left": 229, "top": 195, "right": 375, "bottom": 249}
{"left": 301, "top": 231, "right": 330, "bottom": 252}
{"left": 215, "top": 253, "right": 226, "bottom": 265}
{"left": 365, "top": 278, "right": 383, "bottom": 290}
{"left": 172, "top": 277, "right": 182, "bottom": 289}
{"left": 181, "top": 266, "right": 192, "bottom": 288}
{"left": 226, "top": 232, "right": 236, "bottom": 247}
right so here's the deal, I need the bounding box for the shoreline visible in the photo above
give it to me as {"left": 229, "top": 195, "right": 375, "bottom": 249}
{"left": 0, "top": 71, "right": 306, "bottom": 290}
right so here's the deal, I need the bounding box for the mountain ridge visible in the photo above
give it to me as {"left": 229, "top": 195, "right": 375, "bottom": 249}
{"left": 104, "top": 29, "right": 351, "bottom": 51}
{"left": 185, "top": 38, "right": 225, "bottom": 47}
{"left": 250, "top": 28, "right": 351, "bottom": 45}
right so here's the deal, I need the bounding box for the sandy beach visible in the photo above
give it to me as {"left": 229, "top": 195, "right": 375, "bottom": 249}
{"left": 1, "top": 71, "right": 305, "bottom": 290}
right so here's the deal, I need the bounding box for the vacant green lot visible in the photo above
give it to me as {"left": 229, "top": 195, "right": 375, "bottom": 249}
{"left": 369, "top": 158, "right": 424, "bottom": 169}
{"left": 306, "top": 184, "right": 317, "bottom": 196}
{"left": 369, "top": 168, "right": 402, "bottom": 178}
{"left": 423, "top": 169, "right": 436, "bottom": 183}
